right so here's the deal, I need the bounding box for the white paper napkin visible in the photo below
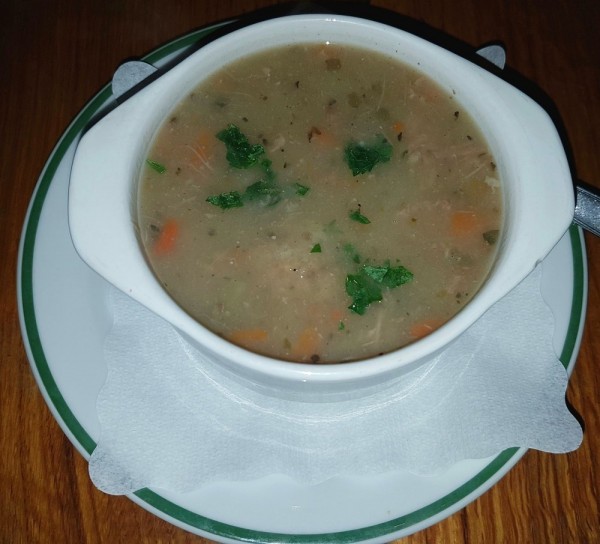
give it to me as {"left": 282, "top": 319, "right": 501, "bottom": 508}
{"left": 88, "top": 265, "right": 582, "bottom": 495}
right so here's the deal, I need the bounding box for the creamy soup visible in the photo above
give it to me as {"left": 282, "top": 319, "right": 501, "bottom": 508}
{"left": 138, "top": 44, "right": 502, "bottom": 363}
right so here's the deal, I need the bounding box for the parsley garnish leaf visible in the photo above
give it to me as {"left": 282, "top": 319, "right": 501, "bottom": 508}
{"left": 259, "top": 158, "right": 275, "bottom": 181}
{"left": 364, "top": 261, "right": 413, "bottom": 287}
{"left": 146, "top": 159, "right": 166, "bottom": 174}
{"left": 344, "top": 134, "right": 393, "bottom": 175}
{"left": 343, "top": 243, "right": 361, "bottom": 263}
{"left": 206, "top": 191, "right": 244, "bottom": 209}
{"left": 345, "top": 273, "right": 383, "bottom": 315}
{"left": 349, "top": 209, "right": 371, "bottom": 224}
{"left": 295, "top": 183, "right": 310, "bottom": 196}
{"left": 217, "top": 124, "right": 265, "bottom": 169}
{"left": 483, "top": 229, "right": 499, "bottom": 245}
{"left": 310, "top": 243, "right": 322, "bottom": 253}
{"left": 362, "top": 264, "right": 389, "bottom": 283}
{"left": 244, "top": 179, "right": 282, "bottom": 206}
{"left": 346, "top": 261, "right": 413, "bottom": 314}
{"left": 381, "top": 264, "right": 413, "bottom": 288}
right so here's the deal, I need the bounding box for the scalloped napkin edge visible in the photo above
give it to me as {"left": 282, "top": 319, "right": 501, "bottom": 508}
{"left": 88, "top": 264, "right": 582, "bottom": 495}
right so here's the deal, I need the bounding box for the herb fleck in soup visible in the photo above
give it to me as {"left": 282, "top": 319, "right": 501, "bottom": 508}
{"left": 138, "top": 44, "right": 502, "bottom": 363}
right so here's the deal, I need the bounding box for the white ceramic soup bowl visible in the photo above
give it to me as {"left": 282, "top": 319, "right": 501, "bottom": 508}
{"left": 69, "top": 14, "right": 574, "bottom": 398}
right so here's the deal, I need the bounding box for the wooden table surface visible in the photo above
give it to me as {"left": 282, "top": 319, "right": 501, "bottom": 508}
{"left": 2, "top": 1, "right": 599, "bottom": 542}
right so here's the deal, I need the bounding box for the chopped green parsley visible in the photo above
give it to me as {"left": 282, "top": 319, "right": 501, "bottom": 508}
{"left": 205, "top": 191, "right": 244, "bottom": 209}
{"left": 146, "top": 159, "right": 166, "bottom": 174}
{"left": 345, "top": 272, "right": 383, "bottom": 315}
{"left": 363, "top": 261, "right": 413, "bottom": 288}
{"left": 344, "top": 135, "right": 393, "bottom": 175}
{"left": 207, "top": 126, "right": 309, "bottom": 209}
{"left": 295, "top": 182, "right": 310, "bottom": 196}
{"left": 310, "top": 243, "right": 322, "bottom": 253}
{"left": 342, "top": 243, "right": 361, "bottom": 264}
{"left": 346, "top": 261, "right": 413, "bottom": 315}
{"left": 483, "top": 229, "right": 499, "bottom": 245}
{"left": 244, "top": 178, "right": 282, "bottom": 206}
{"left": 349, "top": 209, "right": 371, "bottom": 224}
{"left": 216, "top": 124, "right": 265, "bottom": 169}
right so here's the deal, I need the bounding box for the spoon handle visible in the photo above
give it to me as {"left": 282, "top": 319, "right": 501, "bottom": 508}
{"left": 574, "top": 181, "right": 600, "bottom": 237}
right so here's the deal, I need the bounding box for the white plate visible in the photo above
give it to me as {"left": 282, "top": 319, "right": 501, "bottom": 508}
{"left": 17, "top": 22, "right": 588, "bottom": 544}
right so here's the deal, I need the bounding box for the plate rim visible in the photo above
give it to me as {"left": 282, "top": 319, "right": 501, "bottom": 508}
{"left": 16, "top": 18, "right": 588, "bottom": 544}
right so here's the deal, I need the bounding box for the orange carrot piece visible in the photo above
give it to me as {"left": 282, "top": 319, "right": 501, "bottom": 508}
{"left": 291, "top": 327, "right": 321, "bottom": 361}
{"left": 153, "top": 219, "right": 179, "bottom": 256}
{"left": 229, "top": 328, "right": 269, "bottom": 346}
{"left": 392, "top": 121, "right": 404, "bottom": 134}
{"left": 308, "top": 127, "right": 338, "bottom": 148}
{"left": 451, "top": 211, "right": 480, "bottom": 236}
{"left": 410, "top": 320, "right": 443, "bottom": 339}
{"left": 314, "top": 131, "right": 337, "bottom": 147}
{"left": 196, "top": 130, "right": 215, "bottom": 152}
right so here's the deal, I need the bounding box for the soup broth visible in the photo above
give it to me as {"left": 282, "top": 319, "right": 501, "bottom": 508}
{"left": 138, "top": 44, "right": 502, "bottom": 363}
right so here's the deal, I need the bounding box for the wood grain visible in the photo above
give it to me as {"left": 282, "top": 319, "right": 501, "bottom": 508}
{"left": 1, "top": 1, "right": 599, "bottom": 542}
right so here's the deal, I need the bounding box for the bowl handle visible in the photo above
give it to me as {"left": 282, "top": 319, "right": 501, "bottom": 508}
{"left": 111, "top": 61, "right": 158, "bottom": 102}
